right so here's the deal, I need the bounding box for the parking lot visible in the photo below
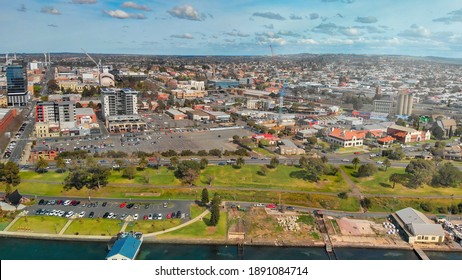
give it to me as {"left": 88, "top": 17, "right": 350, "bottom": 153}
{"left": 26, "top": 198, "right": 191, "bottom": 221}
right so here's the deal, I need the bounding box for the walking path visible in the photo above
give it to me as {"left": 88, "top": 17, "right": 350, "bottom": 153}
{"left": 120, "top": 221, "right": 129, "bottom": 232}
{"left": 339, "top": 168, "right": 362, "bottom": 197}
{"left": 144, "top": 209, "right": 210, "bottom": 238}
{"left": 3, "top": 216, "right": 22, "bottom": 232}
{"left": 58, "top": 220, "right": 73, "bottom": 235}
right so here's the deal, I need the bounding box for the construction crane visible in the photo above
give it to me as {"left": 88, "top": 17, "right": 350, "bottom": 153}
{"left": 270, "top": 45, "right": 286, "bottom": 125}
{"left": 81, "top": 48, "right": 101, "bottom": 86}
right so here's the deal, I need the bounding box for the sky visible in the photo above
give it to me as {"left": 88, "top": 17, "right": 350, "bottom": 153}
{"left": 2, "top": 0, "right": 462, "bottom": 57}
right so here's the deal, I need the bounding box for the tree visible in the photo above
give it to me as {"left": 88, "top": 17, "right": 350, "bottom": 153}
{"left": 123, "top": 165, "right": 136, "bottom": 179}
{"left": 258, "top": 165, "right": 269, "bottom": 176}
{"left": 299, "top": 156, "right": 308, "bottom": 168}
{"left": 63, "top": 168, "right": 88, "bottom": 190}
{"left": 56, "top": 157, "right": 67, "bottom": 173}
{"left": 0, "top": 162, "right": 20, "bottom": 186}
{"left": 235, "top": 157, "right": 245, "bottom": 168}
{"left": 86, "top": 165, "right": 111, "bottom": 189}
{"left": 432, "top": 126, "right": 445, "bottom": 140}
{"left": 209, "top": 193, "right": 221, "bottom": 226}
{"left": 201, "top": 188, "right": 209, "bottom": 205}
{"left": 138, "top": 157, "right": 148, "bottom": 170}
{"left": 4, "top": 184, "right": 12, "bottom": 196}
{"left": 35, "top": 157, "right": 49, "bottom": 173}
{"left": 337, "top": 192, "right": 348, "bottom": 199}
{"left": 205, "top": 175, "right": 214, "bottom": 186}
{"left": 389, "top": 173, "right": 402, "bottom": 189}
{"left": 432, "top": 162, "right": 462, "bottom": 187}
{"left": 208, "top": 149, "right": 222, "bottom": 157}
{"left": 395, "top": 118, "right": 406, "bottom": 126}
{"left": 269, "top": 157, "right": 279, "bottom": 168}
{"left": 175, "top": 160, "right": 201, "bottom": 185}
{"left": 405, "top": 159, "right": 435, "bottom": 187}
{"left": 360, "top": 197, "right": 372, "bottom": 210}
{"left": 388, "top": 147, "right": 405, "bottom": 160}
{"left": 199, "top": 158, "right": 208, "bottom": 170}
{"left": 170, "top": 157, "right": 179, "bottom": 169}
{"left": 383, "top": 158, "right": 391, "bottom": 171}
{"left": 352, "top": 157, "right": 360, "bottom": 170}
{"left": 357, "top": 163, "right": 378, "bottom": 177}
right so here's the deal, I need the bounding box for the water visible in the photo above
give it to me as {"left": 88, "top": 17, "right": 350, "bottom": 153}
{"left": 0, "top": 237, "right": 461, "bottom": 260}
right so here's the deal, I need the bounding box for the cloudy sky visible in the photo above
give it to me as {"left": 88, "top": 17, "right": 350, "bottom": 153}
{"left": 2, "top": 0, "right": 462, "bottom": 57}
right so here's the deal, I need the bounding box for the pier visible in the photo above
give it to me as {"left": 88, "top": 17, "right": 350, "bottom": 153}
{"left": 414, "top": 248, "right": 430, "bottom": 260}
{"left": 316, "top": 217, "right": 337, "bottom": 260}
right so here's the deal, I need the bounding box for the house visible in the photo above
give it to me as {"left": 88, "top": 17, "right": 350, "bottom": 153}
{"left": 377, "top": 136, "right": 395, "bottom": 148}
{"left": 444, "top": 145, "right": 462, "bottom": 161}
{"left": 5, "top": 190, "right": 24, "bottom": 206}
{"left": 278, "top": 139, "right": 305, "bottom": 155}
{"left": 392, "top": 207, "right": 445, "bottom": 244}
{"left": 387, "top": 124, "right": 431, "bottom": 143}
{"left": 434, "top": 119, "right": 457, "bottom": 138}
{"left": 252, "top": 134, "right": 279, "bottom": 145}
{"left": 106, "top": 235, "right": 142, "bottom": 260}
{"left": 327, "top": 128, "right": 366, "bottom": 147}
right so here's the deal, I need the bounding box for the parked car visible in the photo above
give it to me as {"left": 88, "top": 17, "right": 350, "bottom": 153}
{"left": 266, "top": 204, "right": 277, "bottom": 209}
{"left": 89, "top": 211, "right": 95, "bottom": 218}
{"left": 119, "top": 202, "right": 127, "bottom": 208}
{"left": 254, "top": 203, "right": 264, "bottom": 207}
{"left": 354, "top": 152, "right": 361, "bottom": 155}
{"left": 341, "top": 159, "right": 350, "bottom": 162}
{"left": 102, "top": 202, "right": 107, "bottom": 207}
{"left": 286, "top": 206, "right": 295, "bottom": 211}
{"left": 78, "top": 211, "right": 85, "bottom": 218}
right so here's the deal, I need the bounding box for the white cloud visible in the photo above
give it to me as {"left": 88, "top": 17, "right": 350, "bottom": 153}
{"left": 171, "top": 33, "right": 194, "bottom": 39}
{"left": 339, "top": 27, "right": 363, "bottom": 37}
{"left": 224, "top": 30, "right": 250, "bottom": 37}
{"left": 298, "top": 38, "right": 318, "bottom": 45}
{"left": 168, "top": 5, "right": 205, "bottom": 21}
{"left": 355, "top": 16, "right": 378, "bottom": 24}
{"left": 41, "top": 6, "right": 61, "bottom": 15}
{"left": 398, "top": 25, "right": 431, "bottom": 38}
{"left": 71, "top": 0, "right": 97, "bottom": 4}
{"left": 122, "top": 2, "right": 151, "bottom": 12}
{"left": 252, "top": 12, "right": 286, "bottom": 20}
{"left": 104, "top": 9, "right": 146, "bottom": 19}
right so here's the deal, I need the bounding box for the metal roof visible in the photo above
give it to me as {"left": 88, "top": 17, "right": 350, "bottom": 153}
{"left": 106, "top": 235, "right": 141, "bottom": 260}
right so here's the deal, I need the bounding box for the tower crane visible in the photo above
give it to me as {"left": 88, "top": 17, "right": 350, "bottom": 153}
{"left": 81, "top": 48, "right": 101, "bottom": 86}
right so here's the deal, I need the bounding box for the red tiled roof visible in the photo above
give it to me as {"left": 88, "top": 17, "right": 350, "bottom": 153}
{"left": 328, "top": 128, "right": 366, "bottom": 141}
{"left": 378, "top": 136, "right": 395, "bottom": 143}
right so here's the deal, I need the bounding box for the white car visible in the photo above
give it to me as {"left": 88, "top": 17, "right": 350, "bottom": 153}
{"left": 107, "top": 212, "right": 114, "bottom": 219}
{"left": 133, "top": 214, "right": 139, "bottom": 220}
{"left": 254, "top": 203, "right": 264, "bottom": 207}
{"left": 65, "top": 211, "right": 74, "bottom": 218}
{"left": 79, "top": 211, "right": 85, "bottom": 218}
{"left": 376, "top": 161, "right": 384, "bottom": 165}
{"left": 341, "top": 159, "right": 350, "bottom": 162}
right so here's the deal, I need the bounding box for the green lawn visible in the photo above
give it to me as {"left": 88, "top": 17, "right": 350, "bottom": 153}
{"left": 8, "top": 216, "right": 68, "bottom": 234}
{"left": 367, "top": 197, "right": 462, "bottom": 214}
{"left": 156, "top": 211, "right": 227, "bottom": 240}
{"left": 199, "top": 165, "right": 348, "bottom": 193}
{"left": 63, "top": 218, "right": 122, "bottom": 236}
{"left": 252, "top": 147, "right": 274, "bottom": 156}
{"left": 341, "top": 165, "right": 462, "bottom": 197}
{"left": 125, "top": 219, "right": 182, "bottom": 234}
{"left": 190, "top": 205, "right": 206, "bottom": 219}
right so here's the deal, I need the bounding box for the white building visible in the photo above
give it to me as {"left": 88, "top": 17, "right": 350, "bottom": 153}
{"left": 100, "top": 88, "right": 138, "bottom": 119}
{"left": 393, "top": 207, "right": 445, "bottom": 244}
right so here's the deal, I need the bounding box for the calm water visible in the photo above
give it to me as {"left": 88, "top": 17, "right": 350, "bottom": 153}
{"left": 0, "top": 237, "right": 461, "bottom": 260}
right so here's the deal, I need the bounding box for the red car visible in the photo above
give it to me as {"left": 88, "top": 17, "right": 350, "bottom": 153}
{"left": 119, "top": 202, "right": 126, "bottom": 208}
{"left": 354, "top": 152, "right": 361, "bottom": 155}
{"left": 143, "top": 215, "right": 148, "bottom": 220}
{"left": 166, "top": 212, "right": 172, "bottom": 219}
{"left": 266, "top": 204, "right": 277, "bottom": 209}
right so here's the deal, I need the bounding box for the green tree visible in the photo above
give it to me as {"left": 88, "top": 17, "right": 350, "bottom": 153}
{"left": 138, "top": 157, "right": 148, "bottom": 170}
{"left": 357, "top": 163, "right": 378, "bottom": 177}
{"left": 269, "top": 157, "right": 279, "bottom": 168}
{"left": 395, "top": 118, "right": 406, "bottom": 126}
{"left": 123, "top": 165, "right": 136, "bottom": 180}
{"left": 56, "top": 157, "right": 67, "bottom": 173}
{"left": 337, "top": 192, "right": 348, "bottom": 199}
{"left": 209, "top": 193, "right": 221, "bottom": 226}
{"left": 86, "top": 165, "right": 111, "bottom": 189}
{"left": 299, "top": 156, "right": 308, "bottom": 168}
{"left": 35, "top": 157, "right": 49, "bottom": 173}
{"left": 258, "top": 165, "right": 269, "bottom": 176}
{"left": 405, "top": 159, "right": 435, "bottom": 187}
{"left": 352, "top": 157, "right": 360, "bottom": 170}
{"left": 175, "top": 160, "right": 201, "bottom": 185}
{"left": 63, "top": 168, "right": 88, "bottom": 190}
{"left": 170, "top": 157, "right": 179, "bottom": 169}
{"left": 201, "top": 188, "right": 210, "bottom": 205}
{"left": 199, "top": 158, "right": 208, "bottom": 170}
{"left": 432, "top": 126, "right": 445, "bottom": 140}
{"left": 4, "top": 184, "right": 12, "bottom": 195}
{"left": 0, "top": 162, "right": 20, "bottom": 186}
{"left": 205, "top": 175, "right": 215, "bottom": 186}
{"left": 360, "top": 197, "right": 372, "bottom": 210}
{"left": 235, "top": 157, "right": 245, "bottom": 168}
{"left": 383, "top": 158, "right": 391, "bottom": 171}
{"left": 389, "top": 173, "right": 402, "bottom": 189}
{"left": 432, "top": 162, "right": 462, "bottom": 187}
{"left": 209, "top": 149, "right": 222, "bottom": 157}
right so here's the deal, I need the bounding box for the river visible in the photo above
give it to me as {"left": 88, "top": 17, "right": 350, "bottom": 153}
{"left": 0, "top": 237, "right": 461, "bottom": 260}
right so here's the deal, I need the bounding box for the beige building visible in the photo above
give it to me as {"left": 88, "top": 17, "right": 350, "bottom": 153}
{"left": 34, "top": 122, "right": 60, "bottom": 138}
{"left": 172, "top": 89, "right": 206, "bottom": 99}
{"left": 393, "top": 207, "right": 445, "bottom": 244}
{"left": 396, "top": 89, "right": 413, "bottom": 115}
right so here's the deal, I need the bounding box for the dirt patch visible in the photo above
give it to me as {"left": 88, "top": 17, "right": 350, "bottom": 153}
{"left": 228, "top": 207, "right": 322, "bottom": 246}
{"left": 125, "top": 192, "right": 161, "bottom": 197}
{"left": 337, "top": 217, "right": 375, "bottom": 236}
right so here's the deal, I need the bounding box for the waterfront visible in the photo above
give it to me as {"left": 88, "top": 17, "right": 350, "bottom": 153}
{"left": 1, "top": 238, "right": 461, "bottom": 260}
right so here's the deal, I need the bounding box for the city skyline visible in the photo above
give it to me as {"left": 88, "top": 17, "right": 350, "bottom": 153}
{"left": 2, "top": 1, "right": 462, "bottom": 57}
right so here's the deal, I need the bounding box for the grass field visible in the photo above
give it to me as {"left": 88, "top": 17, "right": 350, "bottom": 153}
{"left": 252, "top": 147, "right": 274, "bottom": 156}
{"left": 199, "top": 165, "right": 348, "bottom": 193}
{"left": 63, "top": 218, "right": 122, "bottom": 236}
{"left": 156, "top": 210, "right": 227, "bottom": 240}
{"left": 341, "top": 165, "right": 462, "bottom": 197}
{"left": 8, "top": 216, "right": 68, "bottom": 234}
{"left": 367, "top": 197, "right": 462, "bottom": 214}
{"left": 125, "top": 219, "right": 182, "bottom": 233}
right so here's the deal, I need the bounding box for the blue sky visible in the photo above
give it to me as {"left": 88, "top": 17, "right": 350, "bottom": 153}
{"left": 2, "top": 0, "right": 462, "bottom": 57}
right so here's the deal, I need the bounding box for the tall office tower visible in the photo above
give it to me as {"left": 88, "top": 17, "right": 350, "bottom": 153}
{"left": 396, "top": 89, "right": 413, "bottom": 116}
{"left": 6, "top": 60, "right": 29, "bottom": 106}
{"left": 100, "top": 88, "right": 138, "bottom": 119}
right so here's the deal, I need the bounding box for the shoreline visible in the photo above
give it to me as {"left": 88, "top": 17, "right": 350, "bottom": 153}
{"left": 2, "top": 231, "right": 461, "bottom": 253}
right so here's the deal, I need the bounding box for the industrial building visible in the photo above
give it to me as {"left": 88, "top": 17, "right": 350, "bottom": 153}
{"left": 396, "top": 89, "right": 413, "bottom": 116}
{"left": 392, "top": 207, "right": 445, "bottom": 244}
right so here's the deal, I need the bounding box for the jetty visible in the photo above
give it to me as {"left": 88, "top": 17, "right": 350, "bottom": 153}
{"left": 316, "top": 217, "right": 337, "bottom": 260}
{"left": 106, "top": 231, "right": 143, "bottom": 260}
{"left": 414, "top": 247, "right": 430, "bottom": 260}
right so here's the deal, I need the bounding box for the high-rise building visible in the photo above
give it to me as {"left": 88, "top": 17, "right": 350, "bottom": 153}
{"left": 6, "top": 60, "right": 29, "bottom": 106}
{"left": 396, "top": 89, "right": 413, "bottom": 116}
{"left": 35, "top": 101, "right": 76, "bottom": 123}
{"left": 373, "top": 99, "right": 393, "bottom": 114}
{"left": 100, "top": 88, "right": 138, "bottom": 119}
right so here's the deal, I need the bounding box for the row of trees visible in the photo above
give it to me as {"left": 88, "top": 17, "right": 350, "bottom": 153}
{"left": 201, "top": 188, "right": 221, "bottom": 226}
{"left": 161, "top": 148, "right": 249, "bottom": 158}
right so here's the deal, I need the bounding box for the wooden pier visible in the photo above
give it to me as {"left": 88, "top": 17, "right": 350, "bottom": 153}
{"left": 316, "top": 218, "right": 337, "bottom": 260}
{"left": 414, "top": 248, "right": 430, "bottom": 260}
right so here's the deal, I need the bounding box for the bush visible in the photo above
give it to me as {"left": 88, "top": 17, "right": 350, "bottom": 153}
{"left": 420, "top": 202, "right": 433, "bottom": 212}
{"left": 337, "top": 192, "right": 348, "bottom": 199}
{"left": 357, "top": 163, "right": 378, "bottom": 177}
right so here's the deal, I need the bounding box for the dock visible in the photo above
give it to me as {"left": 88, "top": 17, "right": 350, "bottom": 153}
{"left": 106, "top": 232, "right": 143, "bottom": 260}
{"left": 316, "top": 217, "right": 337, "bottom": 260}
{"left": 414, "top": 248, "right": 430, "bottom": 260}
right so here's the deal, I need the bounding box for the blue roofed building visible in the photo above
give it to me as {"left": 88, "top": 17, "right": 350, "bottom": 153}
{"left": 106, "top": 235, "right": 142, "bottom": 260}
